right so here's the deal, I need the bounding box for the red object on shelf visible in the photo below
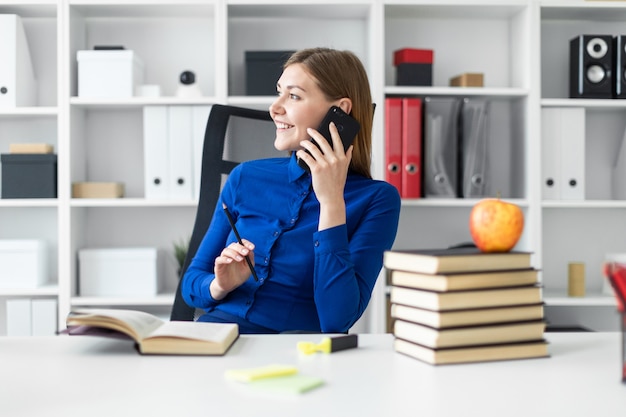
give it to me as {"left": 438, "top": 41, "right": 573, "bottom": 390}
{"left": 393, "top": 48, "right": 434, "bottom": 66}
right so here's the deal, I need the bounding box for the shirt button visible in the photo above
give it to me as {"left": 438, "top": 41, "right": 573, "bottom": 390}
{"left": 314, "top": 241, "right": 320, "bottom": 247}
{"left": 273, "top": 231, "right": 279, "bottom": 237}
{"left": 290, "top": 218, "right": 296, "bottom": 224}
{"left": 264, "top": 257, "right": 269, "bottom": 264}
{"left": 245, "top": 300, "right": 251, "bottom": 306}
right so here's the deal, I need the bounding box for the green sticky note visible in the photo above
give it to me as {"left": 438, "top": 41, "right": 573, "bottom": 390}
{"left": 248, "top": 375, "right": 324, "bottom": 394}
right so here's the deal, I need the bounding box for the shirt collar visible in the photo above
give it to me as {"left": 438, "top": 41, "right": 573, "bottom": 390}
{"left": 288, "top": 153, "right": 310, "bottom": 183}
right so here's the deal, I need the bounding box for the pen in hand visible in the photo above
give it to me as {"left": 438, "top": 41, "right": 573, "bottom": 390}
{"left": 222, "top": 203, "right": 259, "bottom": 282}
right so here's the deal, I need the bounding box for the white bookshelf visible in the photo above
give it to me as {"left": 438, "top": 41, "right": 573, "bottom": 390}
{"left": 2, "top": 0, "right": 625, "bottom": 335}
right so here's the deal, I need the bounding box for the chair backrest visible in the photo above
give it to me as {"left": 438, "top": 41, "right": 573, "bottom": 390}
{"left": 170, "top": 104, "right": 274, "bottom": 321}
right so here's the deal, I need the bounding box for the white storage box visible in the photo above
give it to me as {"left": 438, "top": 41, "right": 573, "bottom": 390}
{"left": 77, "top": 50, "right": 144, "bottom": 98}
{"left": 78, "top": 247, "right": 161, "bottom": 297}
{"left": 0, "top": 240, "right": 47, "bottom": 289}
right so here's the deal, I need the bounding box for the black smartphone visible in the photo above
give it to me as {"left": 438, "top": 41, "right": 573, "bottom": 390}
{"left": 297, "top": 105, "right": 361, "bottom": 172}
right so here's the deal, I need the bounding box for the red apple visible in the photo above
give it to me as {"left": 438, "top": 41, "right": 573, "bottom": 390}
{"left": 469, "top": 198, "right": 524, "bottom": 253}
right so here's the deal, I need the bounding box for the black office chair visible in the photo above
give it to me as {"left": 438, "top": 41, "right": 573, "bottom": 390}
{"left": 170, "top": 104, "right": 274, "bottom": 321}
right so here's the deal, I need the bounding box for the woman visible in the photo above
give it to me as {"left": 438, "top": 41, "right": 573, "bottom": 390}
{"left": 182, "top": 47, "right": 401, "bottom": 333}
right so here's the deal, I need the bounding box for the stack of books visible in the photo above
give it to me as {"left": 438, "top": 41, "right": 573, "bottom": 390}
{"left": 384, "top": 247, "right": 549, "bottom": 365}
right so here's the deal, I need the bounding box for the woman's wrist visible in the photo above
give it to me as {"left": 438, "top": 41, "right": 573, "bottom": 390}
{"left": 318, "top": 200, "right": 346, "bottom": 231}
{"left": 209, "top": 278, "right": 228, "bottom": 301}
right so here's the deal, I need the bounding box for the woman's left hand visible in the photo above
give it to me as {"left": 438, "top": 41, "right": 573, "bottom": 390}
{"left": 298, "top": 122, "right": 352, "bottom": 206}
{"left": 297, "top": 122, "right": 351, "bottom": 230}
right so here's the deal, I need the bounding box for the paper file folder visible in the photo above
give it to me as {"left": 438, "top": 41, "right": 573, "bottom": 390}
{"left": 423, "top": 97, "right": 462, "bottom": 198}
{"left": 0, "top": 14, "right": 37, "bottom": 107}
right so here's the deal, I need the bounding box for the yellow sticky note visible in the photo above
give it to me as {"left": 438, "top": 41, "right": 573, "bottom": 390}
{"left": 224, "top": 364, "right": 298, "bottom": 382}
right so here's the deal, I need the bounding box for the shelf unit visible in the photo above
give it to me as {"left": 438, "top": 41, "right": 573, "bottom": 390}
{"left": 0, "top": 0, "right": 61, "bottom": 336}
{"left": 2, "top": 0, "right": 626, "bottom": 335}
{"left": 539, "top": 1, "right": 626, "bottom": 330}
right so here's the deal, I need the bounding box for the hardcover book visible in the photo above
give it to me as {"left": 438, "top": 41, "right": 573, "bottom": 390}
{"left": 389, "top": 285, "right": 542, "bottom": 311}
{"left": 390, "top": 303, "right": 544, "bottom": 329}
{"left": 393, "top": 318, "right": 546, "bottom": 349}
{"left": 66, "top": 308, "right": 239, "bottom": 355}
{"left": 384, "top": 247, "right": 532, "bottom": 274}
{"left": 389, "top": 268, "right": 538, "bottom": 292}
{"left": 394, "top": 337, "right": 549, "bottom": 365}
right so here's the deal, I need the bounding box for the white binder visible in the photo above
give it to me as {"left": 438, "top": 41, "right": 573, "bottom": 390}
{"left": 560, "top": 108, "right": 585, "bottom": 200}
{"left": 6, "top": 299, "right": 32, "bottom": 337}
{"left": 541, "top": 107, "right": 561, "bottom": 200}
{"left": 541, "top": 107, "right": 585, "bottom": 200}
{"left": 143, "top": 106, "right": 170, "bottom": 199}
{"left": 192, "top": 106, "right": 212, "bottom": 200}
{"left": 0, "top": 14, "right": 37, "bottom": 108}
{"left": 31, "top": 299, "right": 57, "bottom": 336}
{"left": 168, "top": 106, "right": 194, "bottom": 200}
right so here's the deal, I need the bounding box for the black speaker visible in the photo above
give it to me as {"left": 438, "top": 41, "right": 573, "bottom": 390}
{"left": 569, "top": 35, "right": 613, "bottom": 98}
{"left": 613, "top": 35, "right": 626, "bottom": 98}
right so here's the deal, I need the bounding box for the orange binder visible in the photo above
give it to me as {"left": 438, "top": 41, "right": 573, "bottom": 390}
{"left": 385, "top": 98, "right": 403, "bottom": 194}
{"left": 401, "top": 98, "right": 422, "bottom": 198}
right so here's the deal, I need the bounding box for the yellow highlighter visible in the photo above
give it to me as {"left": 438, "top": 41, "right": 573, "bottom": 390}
{"left": 297, "top": 334, "right": 358, "bottom": 355}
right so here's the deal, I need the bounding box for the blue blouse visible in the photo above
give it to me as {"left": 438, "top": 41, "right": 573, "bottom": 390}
{"left": 182, "top": 154, "right": 401, "bottom": 333}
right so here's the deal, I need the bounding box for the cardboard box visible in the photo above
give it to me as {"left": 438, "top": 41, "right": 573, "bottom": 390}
{"left": 72, "top": 182, "right": 124, "bottom": 198}
{"left": 1, "top": 153, "right": 57, "bottom": 198}
{"left": 77, "top": 50, "right": 144, "bottom": 98}
{"left": 0, "top": 240, "right": 47, "bottom": 289}
{"left": 450, "top": 73, "right": 484, "bottom": 87}
{"left": 9, "top": 143, "right": 54, "bottom": 154}
{"left": 78, "top": 247, "right": 161, "bottom": 297}
{"left": 245, "top": 50, "right": 295, "bottom": 96}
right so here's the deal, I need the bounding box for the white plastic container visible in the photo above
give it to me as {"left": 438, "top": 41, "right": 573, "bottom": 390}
{"left": 0, "top": 240, "right": 47, "bottom": 289}
{"left": 78, "top": 247, "right": 161, "bottom": 297}
{"left": 77, "top": 50, "right": 144, "bottom": 98}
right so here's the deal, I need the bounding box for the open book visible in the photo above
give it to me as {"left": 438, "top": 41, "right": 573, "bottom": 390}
{"left": 66, "top": 308, "right": 239, "bottom": 355}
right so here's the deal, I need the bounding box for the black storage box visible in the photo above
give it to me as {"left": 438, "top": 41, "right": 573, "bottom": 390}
{"left": 245, "top": 50, "right": 295, "bottom": 96}
{"left": 396, "top": 63, "right": 433, "bottom": 86}
{"left": 1, "top": 154, "right": 57, "bottom": 198}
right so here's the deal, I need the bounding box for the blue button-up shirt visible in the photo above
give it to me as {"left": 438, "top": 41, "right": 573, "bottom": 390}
{"left": 182, "top": 154, "right": 401, "bottom": 333}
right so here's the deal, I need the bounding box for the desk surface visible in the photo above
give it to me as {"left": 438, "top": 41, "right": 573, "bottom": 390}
{"left": 0, "top": 333, "right": 624, "bottom": 417}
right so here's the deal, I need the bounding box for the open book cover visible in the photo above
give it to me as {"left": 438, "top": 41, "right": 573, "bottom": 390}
{"left": 66, "top": 308, "right": 239, "bottom": 356}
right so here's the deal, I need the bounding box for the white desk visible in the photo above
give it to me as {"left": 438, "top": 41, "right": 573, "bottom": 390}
{"left": 0, "top": 333, "right": 624, "bottom": 417}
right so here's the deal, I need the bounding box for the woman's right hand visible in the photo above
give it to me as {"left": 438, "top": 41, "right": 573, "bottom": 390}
{"left": 209, "top": 239, "right": 255, "bottom": 300}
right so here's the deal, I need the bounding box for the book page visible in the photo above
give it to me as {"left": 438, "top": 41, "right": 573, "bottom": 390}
{"left": 71, "top": 308, "right": 164, "bottom": 341}
{"left": 145, "top": 321, "right": 238, "bottom": 342}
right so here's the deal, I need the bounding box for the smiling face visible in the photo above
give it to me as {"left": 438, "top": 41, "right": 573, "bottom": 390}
{"left": 269, "top": 63, "right": 334, "bottom": 152}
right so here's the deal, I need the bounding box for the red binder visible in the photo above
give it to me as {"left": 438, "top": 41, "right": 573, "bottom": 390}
{"left": 401, "top": 97, "right": 422, "bottom": 199}
{"left": 385, "top": 98, "right": 403, "bottom": 194}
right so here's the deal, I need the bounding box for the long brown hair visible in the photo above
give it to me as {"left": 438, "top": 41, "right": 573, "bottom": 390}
{"left": 284, "top": 48, "right": 373, "bottom": 179}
